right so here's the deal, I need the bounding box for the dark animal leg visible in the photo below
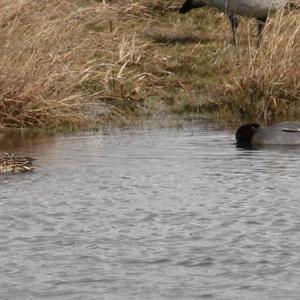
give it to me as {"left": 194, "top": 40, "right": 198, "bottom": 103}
{"left": 257, "top": 17, "right": 267, "bottom": 48}
{"left": 229, "top": 15, "right": 239, "bottom": 45}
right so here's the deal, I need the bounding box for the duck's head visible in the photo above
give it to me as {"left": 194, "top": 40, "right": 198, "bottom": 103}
{"left": 179, "top": 0, "right": 206, "bottom": 14}
{"left": 235, "top": 123, "right": 260, "bottom": 146}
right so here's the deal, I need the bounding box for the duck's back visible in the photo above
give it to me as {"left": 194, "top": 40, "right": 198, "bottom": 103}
{"left": 252, "top": 122, "right": 300, "bottom": 145}
{"left": 206, "top": 0, "right": 287, "bottom": 16}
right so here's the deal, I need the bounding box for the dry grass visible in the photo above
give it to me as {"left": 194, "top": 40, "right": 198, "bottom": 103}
{"left": 0, "top": 0, "right": 191, "bottom": 129}
{"left": 0, "top": 0, "right": 299, "bottom": 129}
{"left": 0, "top": 0, "right": 102, "bottom": 128}
{"left": 212, "top": 8, "right": 300, "bottom": 125}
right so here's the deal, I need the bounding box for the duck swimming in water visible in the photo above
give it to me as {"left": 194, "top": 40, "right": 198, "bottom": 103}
{"left": 0, "top": 153, "right": 35, "bottom": 173}
{"left": 179, "top": 0, "right": 288, "bottom": 46}
{"left": 236, "top": 122, "right": 300, "bottom": 146}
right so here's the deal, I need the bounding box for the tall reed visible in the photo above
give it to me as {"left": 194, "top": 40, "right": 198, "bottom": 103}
{"left": 220, "top": 8, "right": 300, "bottom": 123}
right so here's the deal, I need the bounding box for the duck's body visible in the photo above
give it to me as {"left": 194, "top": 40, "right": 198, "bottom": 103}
{"left": 179, "top": 0, "right": 287, "bottom": 45}
{"left": 0, "top": 153, "right": 35, "bottom": 173}
{"left": 236, "top": 122, "right": 300, "bottom": 146}
{"left": 201, "top": 0, "right": 285, "bottom": 17}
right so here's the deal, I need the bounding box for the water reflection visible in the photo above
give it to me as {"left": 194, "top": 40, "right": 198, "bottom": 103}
{"left": 236, "top": 144, "right": 300, "bottom": 177}
{"left": 0, "top": 129, "right": 56, "bottom": 153}
{"left": 1, "top": 121, "right": 300, "bottom": 299}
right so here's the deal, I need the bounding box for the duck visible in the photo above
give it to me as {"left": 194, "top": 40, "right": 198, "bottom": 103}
{"left": 0, "top": 153, "right": 35, "bottom": 173}
{"left": 235, "top": 122, "right": 300, "bottom": 146}
{"left": 179, "top": 0, "right": 288, "bottom": 46}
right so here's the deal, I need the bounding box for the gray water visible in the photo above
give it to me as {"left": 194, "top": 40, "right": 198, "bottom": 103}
{"left": 1, "top": 121, "right": 300, "bottom": 299}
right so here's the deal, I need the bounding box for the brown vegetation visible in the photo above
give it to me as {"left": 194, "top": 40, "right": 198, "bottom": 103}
{"left": 0, "top": 0, "right": 298, "bottom": 129}
{"left": 213, "top": 7, "right": 300, "bottom": 125}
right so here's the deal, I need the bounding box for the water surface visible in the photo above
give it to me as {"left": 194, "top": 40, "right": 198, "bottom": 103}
{"left": 1, "top": 121, "right": 300, "bottom": 299}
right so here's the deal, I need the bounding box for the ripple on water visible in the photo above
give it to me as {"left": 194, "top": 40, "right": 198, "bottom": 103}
{"left": 1, "top": 122, "right": 300, "bottom": 299}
